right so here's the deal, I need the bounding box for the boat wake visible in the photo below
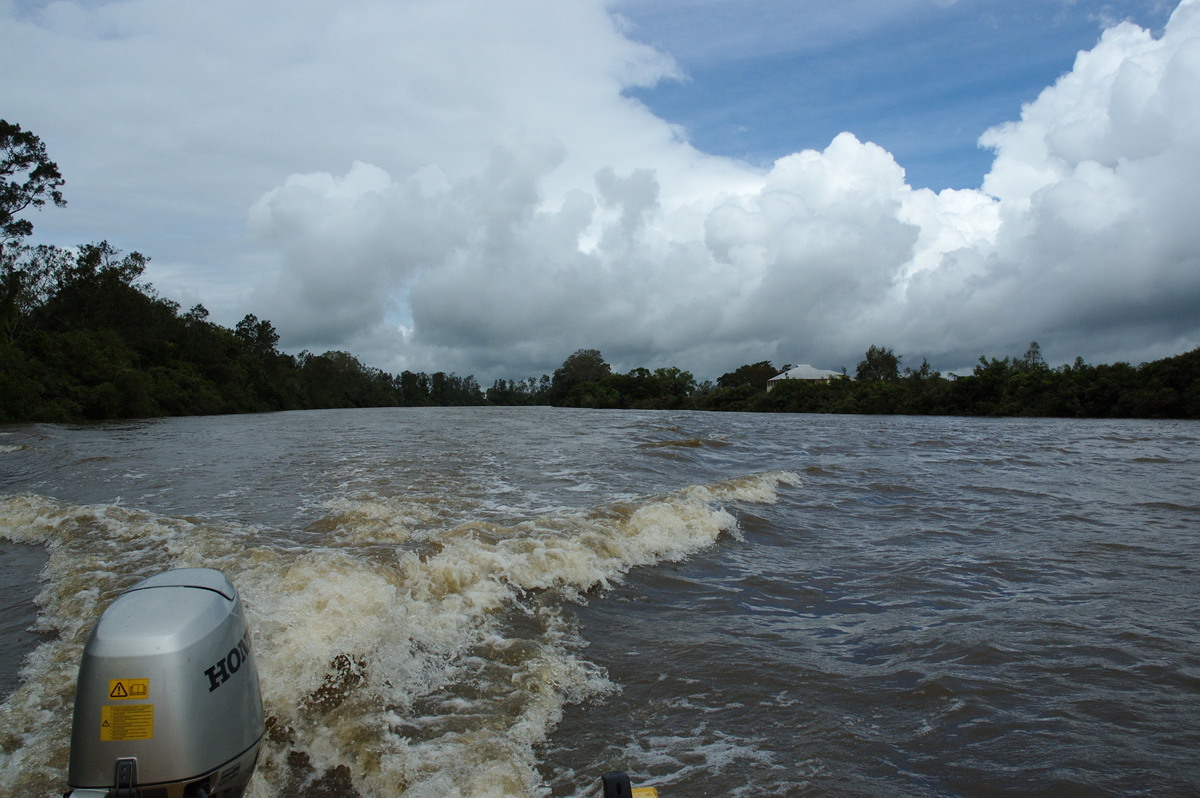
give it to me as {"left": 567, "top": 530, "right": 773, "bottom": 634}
{"left": 0, "top": 470, "right": 800, "bottom": 797}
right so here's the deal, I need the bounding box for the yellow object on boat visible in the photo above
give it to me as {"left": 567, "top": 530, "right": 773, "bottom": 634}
{"left": 601, "top": 771, "right": 658, "bottom": 797}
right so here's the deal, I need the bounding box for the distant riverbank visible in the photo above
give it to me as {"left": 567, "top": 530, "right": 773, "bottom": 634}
{"left": 3, "top": 238, "right": 1196, "bottom": 422}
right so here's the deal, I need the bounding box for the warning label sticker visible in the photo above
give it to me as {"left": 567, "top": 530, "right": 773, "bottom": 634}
{"left": 108, "top": 679, "right": 150, "bottom": 700}
{"left": 100, "top": 704, "right": 155, "bottom": 741}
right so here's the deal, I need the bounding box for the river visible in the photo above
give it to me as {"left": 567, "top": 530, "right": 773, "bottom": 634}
{"left": 1, "top": 407, "right": 1197, "bottom": 797}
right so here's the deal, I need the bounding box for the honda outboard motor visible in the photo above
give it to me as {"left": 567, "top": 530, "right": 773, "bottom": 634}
{"left": 65, "top": 568, "right": 264, "bottom": 798}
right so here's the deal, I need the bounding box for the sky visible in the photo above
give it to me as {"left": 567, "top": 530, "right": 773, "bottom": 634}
{"left": 2, "top": 0, "right": 1197, "bottom": 383}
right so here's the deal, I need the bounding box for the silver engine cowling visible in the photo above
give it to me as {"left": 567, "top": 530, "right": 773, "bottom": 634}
{"left": 65, "top": 568, "right": 264, "bottom": 798}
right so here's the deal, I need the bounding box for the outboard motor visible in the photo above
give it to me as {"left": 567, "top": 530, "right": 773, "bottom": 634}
{"left": 65, "top": 568, "right": 264, "bottom": 798}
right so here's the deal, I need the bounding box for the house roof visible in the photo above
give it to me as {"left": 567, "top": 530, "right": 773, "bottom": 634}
{"left": 768, "top": 364, "right": 843, "bottom": 381}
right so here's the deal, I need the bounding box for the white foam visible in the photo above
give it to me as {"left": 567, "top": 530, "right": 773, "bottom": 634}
{"left": 0, "top": 470, "right": 800, "bottom": 797}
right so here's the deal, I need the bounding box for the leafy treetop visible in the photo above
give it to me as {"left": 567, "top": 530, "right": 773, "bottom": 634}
{"left": 1, "top": 120, "right": 66, "bottom": 252}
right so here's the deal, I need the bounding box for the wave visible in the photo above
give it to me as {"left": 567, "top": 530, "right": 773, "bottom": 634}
{"left": 636, "top": 438, "right": 731, "bottom": 450}
{"left": 0, "top": 470, "right": 800, "bottom": 798}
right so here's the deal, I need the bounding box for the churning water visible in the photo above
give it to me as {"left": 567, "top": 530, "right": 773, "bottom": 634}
{"left": 0, "top": 407, "right": 1197, "bottom": 797}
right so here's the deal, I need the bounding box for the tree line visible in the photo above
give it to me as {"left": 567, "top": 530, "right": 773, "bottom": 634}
{"left": 539, "top": 344, "right": 1200, "bottom": 419}
{"left": 3, "top": 120, "right": 1197, "bottom": 422}
{"left": 0, "top": 238, "right": 484, "bottom": 422}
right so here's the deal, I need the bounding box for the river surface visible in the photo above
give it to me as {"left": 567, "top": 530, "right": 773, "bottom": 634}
{"left": 0, "top": 407, "right": 1197, "bottom": 797}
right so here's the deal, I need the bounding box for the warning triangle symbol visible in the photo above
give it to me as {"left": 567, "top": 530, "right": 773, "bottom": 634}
{"left": 102, "top": 720, "right": 111, "bottom": 727}
{"left": 110, "top": 682, "right": 128, "bottom": 698}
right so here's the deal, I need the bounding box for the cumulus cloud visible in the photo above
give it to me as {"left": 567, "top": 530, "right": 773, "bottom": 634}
{"left": 250, "top": 0, "right": 1199, "bottom": 378}
{"left": 965, "top": 1, "right": 1200, "bottom": 363}
{"left": 4, "top": 0, "right": 1199, "bottom": 379}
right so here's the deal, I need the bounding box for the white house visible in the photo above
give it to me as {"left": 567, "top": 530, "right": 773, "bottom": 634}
{"left": 766, "top": 363, "right": 846, "bottom": 390}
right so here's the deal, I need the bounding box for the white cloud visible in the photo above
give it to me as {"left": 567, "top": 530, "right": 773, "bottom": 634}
{"left": 246, "top": 0, "right": 1200, "bottom": 379}
{"left": 3, "top": 0, "right": 1198, "bottom": 380}
{"left": 966, "top": 0, "right": 1200, "bottom": 361}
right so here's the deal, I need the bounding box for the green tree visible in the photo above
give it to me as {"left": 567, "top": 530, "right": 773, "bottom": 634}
{"left": 298, "top": 350, "right": 396, "bottom": 408}
{"left": 487, "top": 375, "right": 551, "bottom": 405}
{"left": 1, "top": 120, "right": 66, "bottom": 253}
{"left": 856, "top": 345, "right": 900, "bottom": 382}
{"left": 717, "top": 361, "right": 777, "bottom": 390}
{"left": 234, "top": 313, "right": 280, "bottom": 357}
{"left": 898, "top": 358, "right": 948, "bottom": 414}
{"left": 400, "top": 370, "right": 431, "bottom": 405}
{"left": 1, "top": 243, "right": 73, "bottom": 342}
{"left": 653, "top": 366, "right": 696, "bottom": 406}
{"left": 1016, "top": 341, "right": 1048, "bottom": 372}
{"left": 549, "top": 348, "right": 611, "bottom": 405}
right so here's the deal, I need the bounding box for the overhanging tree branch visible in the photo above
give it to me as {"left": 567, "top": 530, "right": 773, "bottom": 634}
{"left": 1, "top": 119, "right": 67, "bottom": 251}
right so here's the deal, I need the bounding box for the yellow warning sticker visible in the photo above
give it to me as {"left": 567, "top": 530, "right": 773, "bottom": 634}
{"left": 108, "top": 679, "right": 150, "bottom": 700}
{"left": 100, "top": 704, "right": 154, "bottom": 741}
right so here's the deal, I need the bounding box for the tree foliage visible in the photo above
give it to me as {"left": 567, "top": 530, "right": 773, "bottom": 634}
{"left": 0, "top": 238, "right": 488, "bottom": 421}
{"left": 548, "top": 348, "right": 612, "bottom": 405}
{"left": 1, "top": 120, "right": 66, "bottom": 252}
{"left": 486, "top": 376, "right": 551, "bottom": 405}
{"left": 686, "top": 343, "right": 1200, "bottom": 419}
{"left": 542, "top": 350, "right": 698, "bottom": 410}
{"left": 856, "top": 344, "right": 900, "bottom": 382}
{"left": 717, "top": 361, "right": 778, "bottom": 390}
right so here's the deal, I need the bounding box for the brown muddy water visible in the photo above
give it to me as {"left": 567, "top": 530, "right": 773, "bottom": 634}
{"left": 1, "top": 407, "right": 1197, "bottom": 796}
